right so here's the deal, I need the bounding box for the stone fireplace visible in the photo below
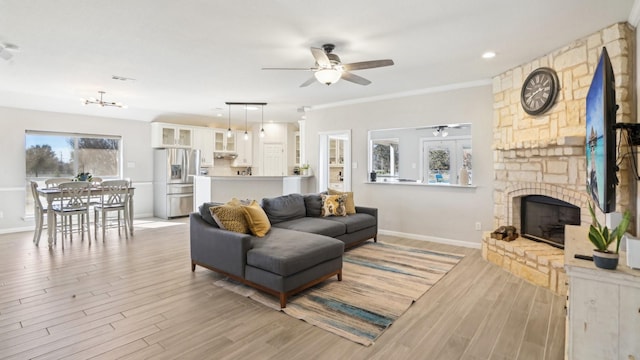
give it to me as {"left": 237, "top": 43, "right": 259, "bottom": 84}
{"left": 482, "top": 23, "right": 635, "bottom": 296}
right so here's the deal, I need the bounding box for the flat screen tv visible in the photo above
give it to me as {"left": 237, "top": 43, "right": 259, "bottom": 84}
{"left": 586, "top": 47, "right": 617, "bottom": 213}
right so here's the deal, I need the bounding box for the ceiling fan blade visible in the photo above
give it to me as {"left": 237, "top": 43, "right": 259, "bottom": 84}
{"left": 262, "top": 67, "right": 315, "bottom": 71}
{"left": 342, "top": 59, "right": 394, "bottom": 71}
{"left": 310, "top": 47, "right": 331, "bottom": 67}
{"left": 341, "top": 71, "right": 371, "bottom": 85}
{"left": 300, "top": 76, "right": 317, "bottom": 87}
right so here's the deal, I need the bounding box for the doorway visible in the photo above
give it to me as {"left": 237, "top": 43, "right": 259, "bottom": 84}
{"left": 318, "top": 130, "right": 351, "bottom": 192}
{"left": 263, "top": 143, "right": 284, "bottom": 176}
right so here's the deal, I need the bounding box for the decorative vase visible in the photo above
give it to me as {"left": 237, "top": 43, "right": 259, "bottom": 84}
{"left": 592, "top": 250, "right": 619, "bottom": 270}
{"left": 370, "top": 171, "right": 377, "bottom": 182}
{"left": 459, "top": 167, "right": 469, "bottom": 186}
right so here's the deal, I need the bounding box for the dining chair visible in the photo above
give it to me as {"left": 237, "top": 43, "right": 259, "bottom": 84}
{"left": 45, "top": 177, "right": 73, "bottom": 188}
{"left": 94, "top": 180, "right": 130, "bottom": 239}
{"left": 52, "top": 181, "right": 92, "bottom": 242}
{"left": 30, "top": 181, "right": 47, "bottom": 245}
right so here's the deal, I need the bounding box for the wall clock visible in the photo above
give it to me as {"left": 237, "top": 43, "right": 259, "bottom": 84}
{"left": 520, "top": 67, "right": 559, "bottom": 116}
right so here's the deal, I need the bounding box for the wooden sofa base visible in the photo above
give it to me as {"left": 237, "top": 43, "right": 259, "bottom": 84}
{"left": 191, "top": 260, "right": 342, "bottom": 308}
{"left": 344, "top": 234, "right": 377, "bottom": 250}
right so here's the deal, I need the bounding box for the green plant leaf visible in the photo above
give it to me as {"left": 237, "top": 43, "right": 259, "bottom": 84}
{"left": 615, "top": 211, "right": 632, "bottom": 254}
{"left": 588, "top": 225, "right": 607, "bottom": 251}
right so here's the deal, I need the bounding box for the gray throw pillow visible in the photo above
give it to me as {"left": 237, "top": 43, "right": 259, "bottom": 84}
{"left": 303, "top": 193, "right": 324, "bottom": 217}
{"left": 261, "top": 194, "right": 306, "bottom": 224}
{"left": 199, "top": 202, "right": 222, "bottom": 228}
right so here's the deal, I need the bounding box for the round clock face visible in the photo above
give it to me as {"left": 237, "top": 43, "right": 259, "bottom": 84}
{"left": 520, "top": 67, "right": 559, "bottom": 116}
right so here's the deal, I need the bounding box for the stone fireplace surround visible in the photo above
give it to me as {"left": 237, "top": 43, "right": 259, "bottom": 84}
{"left": 483, "top": 23, "right": 635, "bottom": 295}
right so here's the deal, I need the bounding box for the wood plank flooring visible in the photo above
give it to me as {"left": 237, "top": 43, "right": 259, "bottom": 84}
{"left": 0, "top": 218, "right": 565, "bottom": 359}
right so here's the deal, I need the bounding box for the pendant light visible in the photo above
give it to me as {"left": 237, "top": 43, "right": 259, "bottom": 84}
{"left": 226, "top": 104, "right": 232, "bottom": 138}
{"left": 260, "top": 104, "right": 265, "bottom": 138}
{"left": 243, "top": 106, "right": 249, "bottom": 141}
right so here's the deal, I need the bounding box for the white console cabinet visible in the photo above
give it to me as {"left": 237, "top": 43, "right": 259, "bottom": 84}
{"left": 565, "top": 226, "right": 640, "bottom": 360}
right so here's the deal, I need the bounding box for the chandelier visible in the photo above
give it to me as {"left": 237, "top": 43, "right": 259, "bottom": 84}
{"left": 82, "top": 91, "right": 127, "bottom": 108}
{"left": 225, "top": 102, "right": 267, "bottom": 139}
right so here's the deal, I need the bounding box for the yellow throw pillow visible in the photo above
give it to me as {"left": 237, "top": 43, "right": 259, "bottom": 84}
{"left": 321, "top": 194, "right": 347, "bottom": 217}
{"left": 328, "top": 188, "right": 356, "bottom": 214}
{"left": 209, "top": 199, "right": 249, "bottom": 234}
{"left": 241, "top": 200, "right": 271, "bottom": 237}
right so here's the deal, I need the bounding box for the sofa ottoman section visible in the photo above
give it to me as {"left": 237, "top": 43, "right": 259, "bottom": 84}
{"left": 245, "top": 228, "right": 344, "bottom": 307}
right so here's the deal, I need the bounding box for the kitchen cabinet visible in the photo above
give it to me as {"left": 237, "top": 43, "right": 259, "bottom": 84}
{"left": 233, "top": 130, "right": 252, "bottom": 167}
{"left": 295, "top": 131, "right": 300, "bottom": 165}
{"left": 151, "top": 122, "right": 193, "bottom": 148}
{"left": 214, "top": 129, "right": 236, "bottom": 152}
{"left": 329, "top": 138, "right": 344, "bottom": 165}
{"left": 192, "top": 127, "right": 214, "bottom": 167}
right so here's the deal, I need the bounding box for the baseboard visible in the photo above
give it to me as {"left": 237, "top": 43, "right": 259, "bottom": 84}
{"left": 378, "top": 229, "right": 482, "bottom": 249}
{"left": 0, "top": 226, "right": 34, "bottom": 235}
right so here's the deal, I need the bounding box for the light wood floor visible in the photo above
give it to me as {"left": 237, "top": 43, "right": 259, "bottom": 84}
{"left": 0, "top": 218, "right": 565, "bottom": 359}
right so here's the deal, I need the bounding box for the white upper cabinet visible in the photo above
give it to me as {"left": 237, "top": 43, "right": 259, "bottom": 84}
{"left": 192, "top": 127, "right": 215, "bottom": 167}
{"left": 233, "top": 130, "right": 252, "bottom": 167}
{"left": 151, "top": 123, "right": 193, "bottom": 148}
{"left": 213, "top": 129, "right": 236, "bottom": 152}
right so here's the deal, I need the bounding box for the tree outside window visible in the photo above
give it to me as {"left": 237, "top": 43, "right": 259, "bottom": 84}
{"left": 25, "top": 131, "right": 122, "bottom": 215}
{"left": 372, "top": 139, "right": 399, "bottom": 177}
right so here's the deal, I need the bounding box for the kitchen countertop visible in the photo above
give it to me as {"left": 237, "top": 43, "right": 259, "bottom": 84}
{"left": 195, "top": 175, "right": 312, "bottom": 180}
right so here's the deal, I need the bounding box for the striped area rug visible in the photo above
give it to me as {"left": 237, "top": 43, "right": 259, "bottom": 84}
{"left": 215, "top": 241, "right": 464, "bottom": 346}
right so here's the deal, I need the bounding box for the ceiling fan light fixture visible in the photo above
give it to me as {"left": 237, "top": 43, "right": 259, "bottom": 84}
{"left": 314, "top": 68, "right": 342, "bottom": 85}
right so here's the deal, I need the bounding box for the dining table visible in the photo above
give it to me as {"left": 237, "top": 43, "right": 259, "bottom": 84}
{"left": 37, "top": 185, "right": 135, "bottom": 246}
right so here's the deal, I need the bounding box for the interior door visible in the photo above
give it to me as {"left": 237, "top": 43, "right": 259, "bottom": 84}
{"left": 263, "top": 143, "right": 284, "bottom": 176}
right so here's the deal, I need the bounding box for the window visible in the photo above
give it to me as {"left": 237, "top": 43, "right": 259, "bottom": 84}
{"left": 422, "top": 137, "right": 471, "bottom": 184}
{"left": 371, "top": 139, "right": 399, "bottom": 177}
{"left": 25, "top": 130, "right": 122, "bottom": 215}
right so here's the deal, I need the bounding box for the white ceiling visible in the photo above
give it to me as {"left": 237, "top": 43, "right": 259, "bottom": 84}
{"left": 0, "top": 0, "right": 636, "bottom": 125}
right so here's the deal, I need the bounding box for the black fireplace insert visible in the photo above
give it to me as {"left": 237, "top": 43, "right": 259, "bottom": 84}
{"left": 521, "top": 195, "right": 580, "bottom": 249}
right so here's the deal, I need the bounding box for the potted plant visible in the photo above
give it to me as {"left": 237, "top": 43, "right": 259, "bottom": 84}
{"left": 588, "top": 202, "right": 631, "bottom": 270}
{"left": 300, "top": 163, "right": 310, "bottom": 176}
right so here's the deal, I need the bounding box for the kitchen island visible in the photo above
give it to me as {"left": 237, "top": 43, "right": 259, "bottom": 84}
{"left": 193, "top": 175, "right": 313, "bottom": 209}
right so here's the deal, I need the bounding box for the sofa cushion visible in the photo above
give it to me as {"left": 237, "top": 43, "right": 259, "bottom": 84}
{"left": 209, "top": 201, "right": 249, "bottom": 234}
{"left": 261, "top": 194, "right": 306, "bottom": 224}
{"left": 321, "top": 194, "right": 347, "bottom": 217}
{"left": 323, "top": 213, "right": 377, "bottom": 233}
{"left": 241, "top": 200, "right": 271, "bottom": 237}
{"left": 199, "top": 202, "right": 222, "bottom": 227}
{"left": 328, "top": 188, "right": 356, "bottom": 215}
{"left": 247, "top": 228, "right": 344, "bottom": 276}
{"left": 272, "top": 217, "right": 346, "bottom": 237}
{"left": 303, "top": 193, "right": 324, "bottom": 217}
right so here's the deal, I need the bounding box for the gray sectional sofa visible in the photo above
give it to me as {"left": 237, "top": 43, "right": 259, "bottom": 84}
{"left": 190, "top": 193, "right": 378, "bottom": 307}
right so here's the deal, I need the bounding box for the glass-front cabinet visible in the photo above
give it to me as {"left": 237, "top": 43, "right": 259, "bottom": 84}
{"left": 151, "top": 122, "right": 192, "bottom": 148}
{"left": 213, "top": 130, "right": 236, "bottom": 152}
{"left": 295, "top": 131, "right": 300, "bottom": 165}
{"left": 329, "top": 138, "right": 344, "bottom": 165}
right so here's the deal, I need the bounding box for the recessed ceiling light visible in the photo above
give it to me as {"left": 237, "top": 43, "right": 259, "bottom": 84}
{"left": 482, "top": 51, "right": 496, "bottom": 59}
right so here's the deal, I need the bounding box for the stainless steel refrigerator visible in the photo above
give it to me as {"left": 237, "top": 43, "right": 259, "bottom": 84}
{"left": 153, "top": 148, "right": 201, "bottom": 219}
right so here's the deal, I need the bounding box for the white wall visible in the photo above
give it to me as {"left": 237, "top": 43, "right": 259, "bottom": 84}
{"left": 0, "top": 106, "right": 154, "bottom": 233}
{"left": 305, "top": 84, "right": 493, "bottom": 247}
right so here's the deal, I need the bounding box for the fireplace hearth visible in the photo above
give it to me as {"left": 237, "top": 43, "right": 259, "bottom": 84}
{"left": 521, "top": 195, "right": 580, "bottom": 249}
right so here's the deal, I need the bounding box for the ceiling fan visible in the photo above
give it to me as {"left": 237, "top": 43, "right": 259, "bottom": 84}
{"left": 262, "top": 44, "right": 394, "bottom": 87}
